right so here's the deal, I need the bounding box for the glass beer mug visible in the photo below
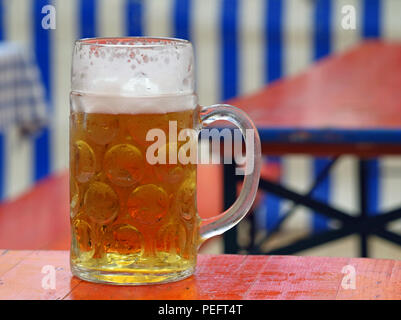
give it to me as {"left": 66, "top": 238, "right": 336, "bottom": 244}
{"left": 70, "top": 37, "right": 261, "bottom": 285}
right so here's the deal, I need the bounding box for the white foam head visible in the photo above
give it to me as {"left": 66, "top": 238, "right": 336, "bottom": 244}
{"left": 71, "top": 37, "right": 197, "bottom": 114}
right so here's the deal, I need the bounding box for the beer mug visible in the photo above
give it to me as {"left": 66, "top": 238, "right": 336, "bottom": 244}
{"left": 70, "top": 37, "right": 261, "bottom": 285}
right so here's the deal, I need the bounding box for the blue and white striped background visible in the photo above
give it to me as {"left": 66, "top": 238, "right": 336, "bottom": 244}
{"left": 0, "top": 0, "right": 400, "bottom": 233}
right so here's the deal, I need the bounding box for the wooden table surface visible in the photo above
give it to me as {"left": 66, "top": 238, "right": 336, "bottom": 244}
{"left": 0, "top": 250, "right": 400, "bottom": 300}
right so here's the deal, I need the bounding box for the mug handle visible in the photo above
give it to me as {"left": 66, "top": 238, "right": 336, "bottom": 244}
{"left": 198, "top": 104, "right": 262, "bottom": 243}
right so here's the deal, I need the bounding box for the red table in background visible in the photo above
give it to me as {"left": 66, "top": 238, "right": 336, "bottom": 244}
{"left": 230, "top": 40, "right": 401, "bottom": 156}
{"left": 0, "top": 172, "right": 70, "bottom": 251}
{"left": 0, "top": 250, "right": 400, "bottom": 300}
{"left": 222, "top": 41, "right": 401, "bottom": 256}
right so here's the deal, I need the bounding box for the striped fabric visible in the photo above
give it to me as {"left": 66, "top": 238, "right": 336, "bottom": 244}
{"left": 0, "top": 43, "right": 47, "bottom": 131}
{"left": 0, "top": 41, "right": 47, "bottom": 200}
{"left": 0, "top": 0, "right": 400, "bottom": 234}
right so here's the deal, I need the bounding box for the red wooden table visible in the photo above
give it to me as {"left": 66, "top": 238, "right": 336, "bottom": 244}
{"left": 0, "top": 250, "right": 400, "bottom": 300}
{"left": 0, "top": 172, "right": 70, "bottom": 251}
{"left": 229, "top": 40, "right": 401, "bottom": 156}
{"left": 223, "top": 41, "right": 401, "bottom": 255}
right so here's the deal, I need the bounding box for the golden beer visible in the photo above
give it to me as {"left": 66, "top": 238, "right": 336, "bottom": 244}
{"left": 70, "top": 98, "right": 200, "bottom": 284}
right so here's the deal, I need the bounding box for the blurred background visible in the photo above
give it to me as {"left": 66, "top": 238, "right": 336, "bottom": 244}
{"left": 0, "top": 0, "right": 400, "bottom": 258}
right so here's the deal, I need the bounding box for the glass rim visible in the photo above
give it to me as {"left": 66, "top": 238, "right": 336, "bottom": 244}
{"left": 75, "top": 36, "right": 191, "bottom": 49}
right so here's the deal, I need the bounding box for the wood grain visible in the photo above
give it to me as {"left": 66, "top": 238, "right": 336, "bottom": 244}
{"left": 0, "top": 251, "right": 400, "bottom": 300}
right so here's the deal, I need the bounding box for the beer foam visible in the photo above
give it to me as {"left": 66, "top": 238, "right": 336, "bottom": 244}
{"left": 72, "top": 38, "right": 195, "bottom": 98}
{"left": 71, "top": 92, "right": 198, "bottom": 115}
